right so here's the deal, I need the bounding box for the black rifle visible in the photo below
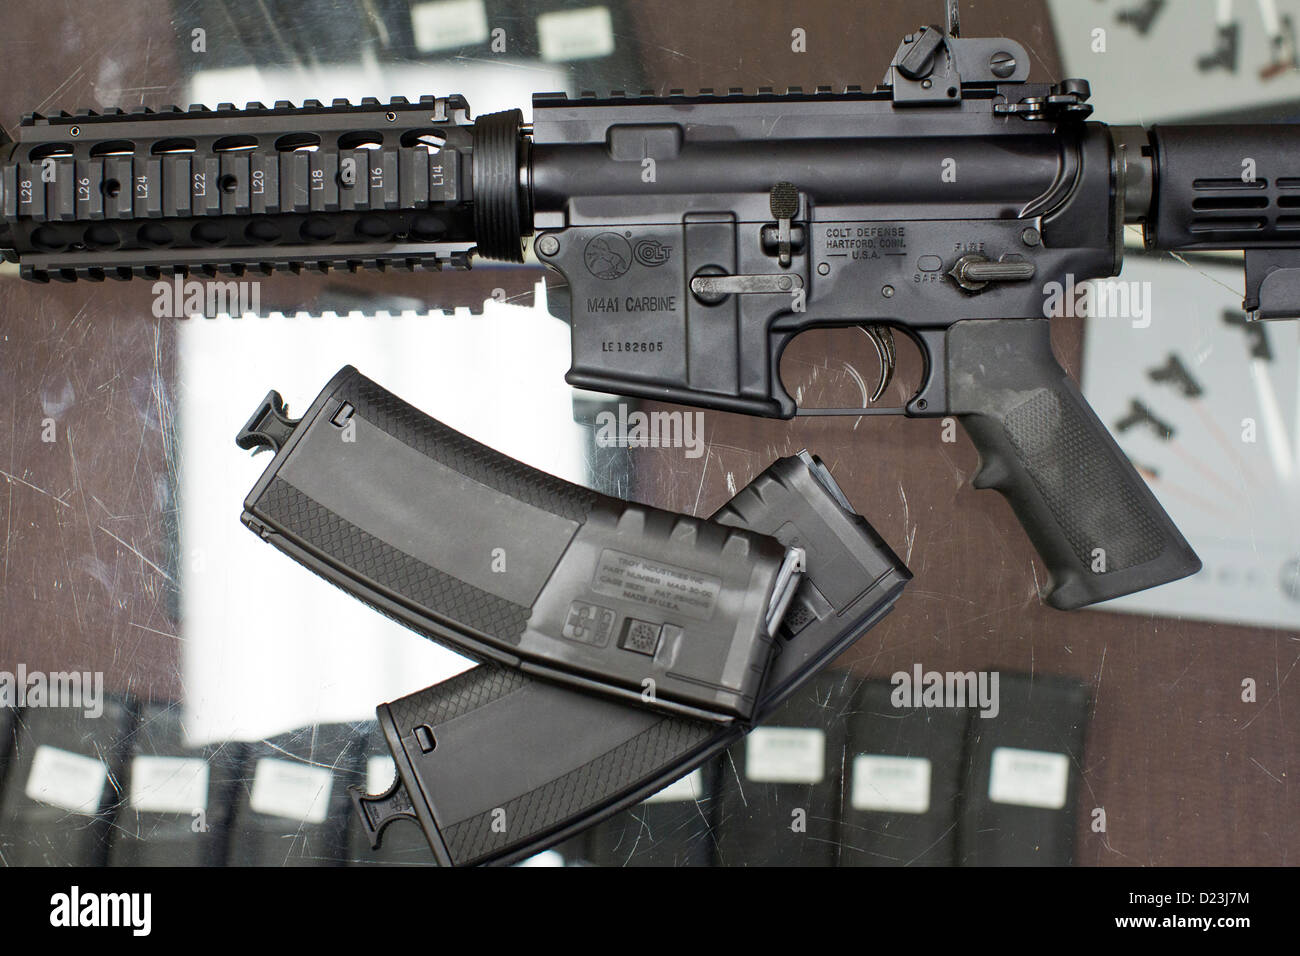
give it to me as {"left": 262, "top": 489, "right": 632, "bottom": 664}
{"left": 4, "top": 16, "right": 1297, "bottom": 608}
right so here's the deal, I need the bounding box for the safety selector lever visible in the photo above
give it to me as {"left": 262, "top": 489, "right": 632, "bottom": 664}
{"left": 948, "top": 254, "right": 1037, "bottom": 292}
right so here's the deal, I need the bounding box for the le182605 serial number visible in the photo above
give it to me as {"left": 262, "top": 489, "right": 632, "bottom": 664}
{"left": 601, "top": 341, "right": 664, "bottom": 352}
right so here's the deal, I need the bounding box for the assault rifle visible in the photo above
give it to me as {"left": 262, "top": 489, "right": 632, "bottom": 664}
{"left": 5, "top": 13, "right": 1298, "bottom": 608}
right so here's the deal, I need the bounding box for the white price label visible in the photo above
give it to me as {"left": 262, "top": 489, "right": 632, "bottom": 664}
{"left": 25, "top": 745, "right": 107, "bottom": 814}
{"left": 537, "top": 6, "right": 615, "bottom": 62}
{"left": 130, "top": 756, "right": 210, "bottom": 814}
{"left": 411, "top": 0, "right": 489, "bottom": 52}
{"left": 745, "top": 727, "right": 824, "bottom": 783}
{"left": 249, "top": 757, "right": 333, "bottom": 824}
{"left": 851, "top": 755, "right": 931, "bottom": 814}
{"left": 988, "top": 747, "right": 1070, "bottom": 809}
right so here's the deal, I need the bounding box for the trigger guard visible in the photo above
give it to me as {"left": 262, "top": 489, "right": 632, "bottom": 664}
{"left": 773, "top": 323, "right": 948, "bottom": 418}
{"left": 767, "top": 328, "right": 803, "bottom": 418}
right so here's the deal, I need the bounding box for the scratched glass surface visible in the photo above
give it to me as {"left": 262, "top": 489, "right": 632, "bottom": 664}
{"left": 0, "top": 0, "right": 1294, "bottom": 868}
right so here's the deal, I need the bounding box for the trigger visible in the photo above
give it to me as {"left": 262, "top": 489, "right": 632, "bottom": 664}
{"left": 861, "top": 325, "right": 897, "bottom": 403}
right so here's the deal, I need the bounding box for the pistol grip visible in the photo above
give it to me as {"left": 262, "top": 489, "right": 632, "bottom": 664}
{"left": 947, "top": 318, "right": 1201, "bottom": 610}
